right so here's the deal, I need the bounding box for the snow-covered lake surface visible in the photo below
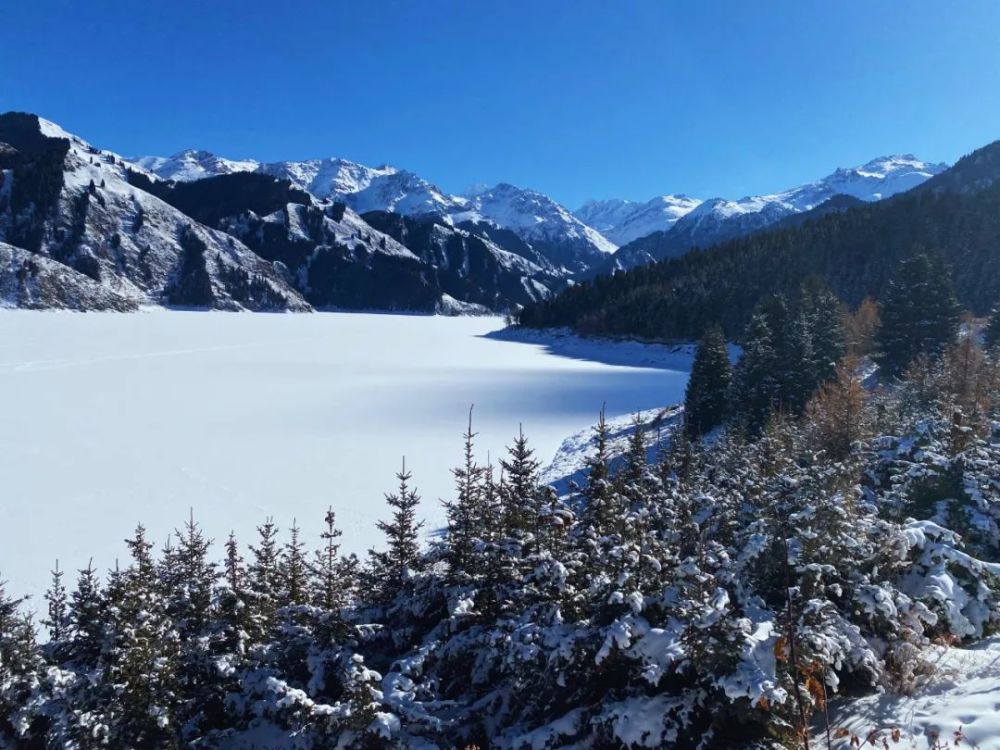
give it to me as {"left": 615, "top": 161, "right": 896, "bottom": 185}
{"left": 0, "top": 311, "right": 691, "bottom": 602}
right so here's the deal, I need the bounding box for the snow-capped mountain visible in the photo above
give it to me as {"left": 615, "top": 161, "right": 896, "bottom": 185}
{"left": 0, "top": 113, "right": 309, "bottom": 311}
{"left": 132, "top": 149, "right": 260, "bottom": 182}
{"left": 606, "top": 154, "right": 948, "bottom": 271}
{"left": 259, "top": 159, "right": 467, "bottom": 216}
{"left": 0, "top": 113, "right": 571, "bottom": 313}
{"left": 573, "top": 195, "right": 702, "bottom": 246}
{"left": 454, "top": 183, "right": 617, "bottom": 274}
{"left": 136, "top": 152, "right": 616, "bottom": 275}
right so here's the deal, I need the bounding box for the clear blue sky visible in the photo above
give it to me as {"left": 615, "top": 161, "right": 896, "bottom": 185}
{"left": 2, "top": 1, "right": 999, "bottom": 208}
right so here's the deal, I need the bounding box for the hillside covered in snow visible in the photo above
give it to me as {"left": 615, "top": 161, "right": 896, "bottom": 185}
{"left": 0, "top": 114, "right": 572, "bottom": 313}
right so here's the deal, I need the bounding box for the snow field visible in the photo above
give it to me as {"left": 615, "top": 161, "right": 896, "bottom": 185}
{"left": 0, "top": 311, "right": 690, "bottom": 603}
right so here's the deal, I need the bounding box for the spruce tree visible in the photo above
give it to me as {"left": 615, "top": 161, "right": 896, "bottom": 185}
{"left": 767, "top": 294, "right": 815, "bottom": 414}
{"left": 684, "top": 326, "right": 732, "bottom": 438}
{"left": 66, "top": 560, "right": 104, "bottom": 666}
{"left": 499, "top": 425, "right": 542, "bottom": 537}
{"left": 577, "top": 408, "right": 618, "bottom": 537}
{"left": 370, "top": 458, "right": 424, "bottom": 592}
{"left": 0, "top": 575, "right": 36, "bottom": 737}
{"left": 800, "top": 278, "right": 846, "bottom": 385}
{"left": 43, "top": 560, "right": 68, "bottom": 642}
{"left": 732, "top": 308, "right": 780, "bottom": 435}
{"left": 311, "top": 507, "right": 348, "bottom": 611}
{"left": 281, "top": 520, "right": 308, "bottom": 606}
{"left": 443, "top": 408, "right": 487, "bottom": 574}
{"left": 248, "top": 519, "right": 282, "bottom": 636}
{"left": 877, "top": 254, "right": 961, "bottom": 377}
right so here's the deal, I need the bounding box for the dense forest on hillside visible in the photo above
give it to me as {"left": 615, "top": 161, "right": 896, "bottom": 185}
{"left": 3, "top": 260, "right": 1000, "bottom": 749}
{"left": 518, "top": 147, "right": 1000, "bottom": 341}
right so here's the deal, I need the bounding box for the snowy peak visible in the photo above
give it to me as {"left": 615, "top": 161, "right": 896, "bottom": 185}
{"left": 258, "top": 158, "right": 392, "bottom": 202}
{"left": 604, "top": 152, "right": 949, "bottom": 270}
{"left": 574, "top": 195, "right": 702, "bottom": 245}
{"left": 590, "top": 154, "right": 947, "bottom": 266}
{"left": 458, "top": 182, "right": 617, "bottom": 256}
{"left": 136, "top": 147, "right": 617, "bottom": 273}
{"left": 132, "top": 149, "right": 260, "bottom": 182}
{"left": 779, "top": 153, "right": 948, "bottom": 210}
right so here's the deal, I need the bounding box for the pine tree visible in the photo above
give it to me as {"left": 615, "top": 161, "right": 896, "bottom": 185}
{"left": 0, "top": 575, "right": 36, "bottom": 738}
{"left": 111, "top": 525, "right": 180, "bottom": 748}
{"left": 43, "top": 560, "right": 68, "bottom": 641}
{"left": 768, "top": 294, "right": 815, "bottom": 414}
{"left": 370, "top": 458, "right": 424, "bottom": 592}
{"left": 877, "top": 254, "right": 961, "bottom": 377}
{"left": 66, "top": 560, "right": 104, "bottom": 666}
{"left": 311, "top": 507, "right": 349, "bottom": 611}
{"left": 170, "top": 511, "right": 215, "bottom": 633}
{"left": 282, "top": 520, "right": 308, "bottom": 606}
{"left": 800, "top": 277, "right": 846, "bottom": 386}
{"left": 684, "top": 326, "right": 732, "bottom": 438}
{"left": 499, "top": 425, "right": 542, "bottom": 537}
{"left": 248, "top": 519, "right": 282, "bottom": 636}
{"left": 732, "top": 307, "right": 780, "bottom": 435}
{"left": 443, "top": 407, "right": 487, "bottom": 574}
{"left": 578, "top": 407, "right": 615, "bottom": 534}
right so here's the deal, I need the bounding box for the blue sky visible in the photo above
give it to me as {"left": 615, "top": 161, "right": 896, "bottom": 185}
{"left": 2, "top": 1, "right": 998, "bottom": 208}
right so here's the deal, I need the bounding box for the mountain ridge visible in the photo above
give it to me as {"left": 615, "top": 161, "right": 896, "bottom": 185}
{"left": 518, "top": 139, "right": 1000, "bottom": 342}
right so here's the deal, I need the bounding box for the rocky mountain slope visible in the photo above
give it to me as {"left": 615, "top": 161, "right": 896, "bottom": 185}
{"left": 0, "top": 113, "right": 567, "bottom": 313}
{"left": 138, "top": 151, "right": 616, "bottom": 276}
{"left": 0, "top": 113, "right": 309, "bottom": 311}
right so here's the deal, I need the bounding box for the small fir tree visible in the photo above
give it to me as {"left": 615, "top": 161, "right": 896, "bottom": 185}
{"left": 684, "top": 326, "right": 732, "bottom": 438}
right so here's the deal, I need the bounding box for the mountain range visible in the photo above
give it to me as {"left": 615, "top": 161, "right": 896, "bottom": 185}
{"left": 0, "top": 111, "right": 950, "bottom": 312}
{"left": 518, "top": 139, "right": 1000, "bottom": 343}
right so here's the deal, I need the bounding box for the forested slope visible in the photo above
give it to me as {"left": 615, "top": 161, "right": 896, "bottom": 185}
{"left": 519, "top": 142, "right": 1000, "bottom": 341}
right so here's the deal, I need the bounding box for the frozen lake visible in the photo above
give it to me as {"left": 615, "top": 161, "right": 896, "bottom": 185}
{"left": 0, "top": 311, "right": 691, "bottom": 602}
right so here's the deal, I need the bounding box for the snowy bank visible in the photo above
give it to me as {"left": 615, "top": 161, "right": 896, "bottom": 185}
{"left": 824, "top": 638, "right": 1000, "bottom": 749}
{"left": 484, "top": 325, "right": 732, "bottom": 371}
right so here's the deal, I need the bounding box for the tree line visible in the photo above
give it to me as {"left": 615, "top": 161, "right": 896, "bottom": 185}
{"left": 517, "top": 156, "right": 1000, "bottom": 343}
{"left": 683, "top": 253, "right": 967, "bottom": 441}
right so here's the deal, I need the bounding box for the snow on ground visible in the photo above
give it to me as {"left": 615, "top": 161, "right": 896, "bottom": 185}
{"left": 0, "top": 312, "right": 692, "bottom": 604}
{"left": 540, "top": 405, "right": 683, "bottom": 497}
{"left": 824, "top": 638, "right": 1000, "bottom": 749}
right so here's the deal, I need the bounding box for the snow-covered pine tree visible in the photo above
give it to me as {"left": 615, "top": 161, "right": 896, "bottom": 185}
{"left": 499, "top": 424, "right": 543, "bottom": 538}
{"left": 107, "top": 524, "right": 181, "bottom": 748}
{"left": 370, "top": 459, "right": 424, "bottom": 596}
{"left": 248, "top": 518, "right": 282, "bottom": 636}
{"left": 442, "top": 407, "right": 488, "bottom": 576}
{"left": 0, "top": 575, "right": 37, "bottom": 743}
{"left": 282, "top": 519, "right": 309, "bottom": 606}
{"left": 684, "top": 325, "right": 732, "bottom": 438}
{"left": 165, "top": 513, "right": 221, "bottom": 742}
{"left": 43, "top": 560, "right": 68, "bottom": 642}
{"left": 311, "top": 506, "right": 350, "bottom": 612}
